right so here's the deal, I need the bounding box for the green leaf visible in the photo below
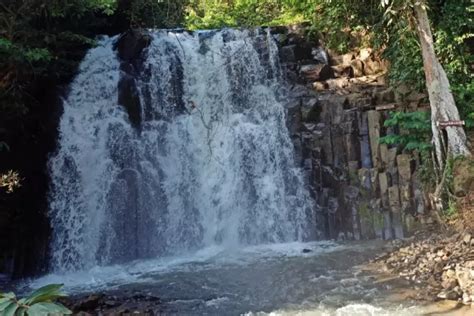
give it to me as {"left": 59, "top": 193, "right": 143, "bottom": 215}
{"left": 27, "top": 302, "right": 72, "bottom": 316}
{"left": 0, "top": 299, "right": 15, "bottom": 311}
{"left": 3, "top": 302, "right": 19, "bottom": 316}
{"left": 24, "top": 284, "right": 66, "bottom": 305}
{"left": 16, "top": 306, "right": 28, "bottom": 316}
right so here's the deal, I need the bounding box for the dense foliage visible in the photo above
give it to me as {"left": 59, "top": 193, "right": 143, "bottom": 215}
{"left": 380, "top": 111, "right": 432, "bottom": 152}
{"left": 184, "top": 0, "right": 473, "bottom": 124}
{"left": 0, "top": 0, "right": 186, "bottom": 118}
{"left": 0, "top": 0, "right": 471, "bottom": 122}
{"left": 0, "top": 1, "right": 472, "bottom": 228}
{"left": 185, "top": 0, "right": 310, "bottom": 29}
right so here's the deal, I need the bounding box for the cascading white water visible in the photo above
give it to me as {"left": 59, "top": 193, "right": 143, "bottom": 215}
{"left": 48, "top": 29, "right": 316, "bottom": 272}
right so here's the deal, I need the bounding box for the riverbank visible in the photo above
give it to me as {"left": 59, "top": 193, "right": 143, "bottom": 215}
{"left": 47, "top": 226, "right": 474, "bottom": 315}
{"left": 372, "top": 227, "right": 474, "bottom": 307}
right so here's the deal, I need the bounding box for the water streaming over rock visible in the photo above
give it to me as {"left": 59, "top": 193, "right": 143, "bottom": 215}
{"left": 48, "top": 29, "right": 316, "bottom": 272}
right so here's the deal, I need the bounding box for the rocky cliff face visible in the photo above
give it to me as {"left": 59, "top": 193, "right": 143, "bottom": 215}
{"left": 0, "top": 26, "right": 439, "bottom": 281}
{"left": 273, "top": 25, "right": 430, "bottom": 240}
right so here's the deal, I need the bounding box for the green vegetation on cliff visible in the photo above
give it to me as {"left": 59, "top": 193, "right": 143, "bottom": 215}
{"left": 1, "top": 0, "right": 472, "bottom": 124}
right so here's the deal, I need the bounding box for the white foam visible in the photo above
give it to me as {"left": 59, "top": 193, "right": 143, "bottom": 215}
{"left": 27, "top": 241, "right": 345, "bottom": 293}
{"left": 48, "top": 28, "right": 316, "bottom": 272}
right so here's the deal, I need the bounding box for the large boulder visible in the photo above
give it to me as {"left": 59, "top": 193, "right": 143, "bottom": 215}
{"left": 364, "top": 59, "right": 385, "bottom": 75}
{"left": 329, "top": 52, "right": 355, "bottom": 66}
{"left": 331, "top": 65, "right": 354, "bottom": 78}
{"left": 300, "top": 64, "right": 334, "bottom": 82}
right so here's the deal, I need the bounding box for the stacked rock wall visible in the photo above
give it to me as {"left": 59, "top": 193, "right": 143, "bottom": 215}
{"left": 272, "top": 26, "right": 430, "bottom": 240}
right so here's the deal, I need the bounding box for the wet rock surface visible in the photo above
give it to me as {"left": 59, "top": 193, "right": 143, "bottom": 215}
{"left": 62, "top": 291, "right": 162, "bottom": 315}
{"left": 115, "top": 29, "right": 153, "bottom": 129}
{"left": 374, "top": 230, "right": 474, "bottom": 305}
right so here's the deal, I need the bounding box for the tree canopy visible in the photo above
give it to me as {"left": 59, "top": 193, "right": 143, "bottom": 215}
{"left": 0, "top": 0, "right": 472, "bottom": 158}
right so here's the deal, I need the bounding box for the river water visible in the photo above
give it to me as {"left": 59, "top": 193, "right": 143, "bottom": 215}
{"left": 24, "top": 240, "right": 468, "bottom": 315}
{"left": 21, "top": 28, "right": 470, "bottom": 315}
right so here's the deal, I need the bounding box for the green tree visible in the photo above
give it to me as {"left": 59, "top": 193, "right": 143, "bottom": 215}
{"left": 383, "top": 0, "right": 471, "bottom": 167}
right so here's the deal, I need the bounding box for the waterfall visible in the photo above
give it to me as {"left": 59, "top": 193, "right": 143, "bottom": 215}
{"left": 48, "top": 29, "right": 316, "bottom": 272}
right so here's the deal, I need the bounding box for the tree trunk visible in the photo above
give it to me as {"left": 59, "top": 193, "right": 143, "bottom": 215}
{"left": 414, "top": 3, "right": 471, "bottom": 168}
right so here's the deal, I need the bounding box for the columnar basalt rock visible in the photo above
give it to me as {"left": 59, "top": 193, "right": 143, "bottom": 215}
{"left": 275, "top": 25, "right": 428, "bottom": 240}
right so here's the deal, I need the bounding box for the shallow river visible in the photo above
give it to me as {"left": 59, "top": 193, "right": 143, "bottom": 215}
{"left": 21, "top": 241, "right": 470, "bottom": 315}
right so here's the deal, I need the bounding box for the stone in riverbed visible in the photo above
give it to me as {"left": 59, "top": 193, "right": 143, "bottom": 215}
{"left": 313, "top": 81, "right": 328, "bottom": 91}
{"left": 437, "top": 289, "right": 460, "bottom": 300}
{"left": 73, "top": 294, "right": 105, "bottom": 311}
{"left": 463, "top": 234, "right": 472, "bottom": 245}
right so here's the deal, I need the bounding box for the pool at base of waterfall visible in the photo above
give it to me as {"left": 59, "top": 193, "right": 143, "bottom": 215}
{"left": 20, "top": 240, "right": 471, "bottom": 315}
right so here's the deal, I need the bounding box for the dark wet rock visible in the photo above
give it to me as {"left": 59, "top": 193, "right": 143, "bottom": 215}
{"left": 104, "top": 300, "right": 120, "bottom": 307}
{"left": 114, "top": 29, "right": 153, "bottom": 129}
{"left": 72, "top": 294, "right": 105, "bottom": 311}
{"left": 301, "top": 99, "right": 320, "bottom": 122}
{"left": 66, "top": 292, "right": 162, "bottom": 314}
{"left": 116, "top": 29, "right": 152, "bottom": 62}
{"left": 280, "top": 45, "right": 298, "bottom": 62}
{"left": 302, "top": 248, "right": 312, "bottom": 253}
{"left": 312, "top": 47, "right": 329, "bottom": 64}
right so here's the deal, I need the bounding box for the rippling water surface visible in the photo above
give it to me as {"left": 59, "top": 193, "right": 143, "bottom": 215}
{"left": 23, "top": 240, "right": 468, "bottom": 315}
